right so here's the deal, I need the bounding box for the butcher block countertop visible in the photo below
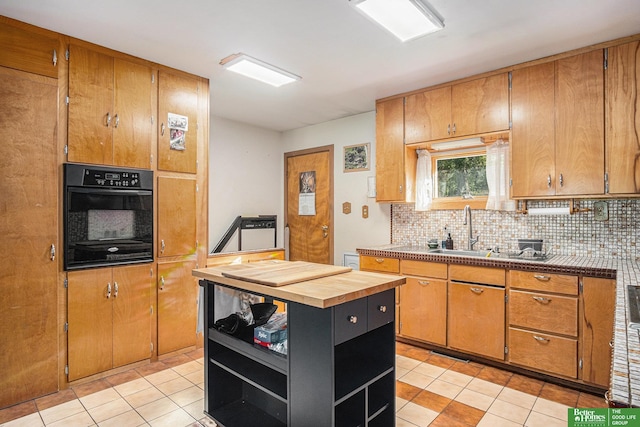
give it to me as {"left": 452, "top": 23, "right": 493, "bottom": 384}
{"left": 193, "top": 260, "right": 406, "bottom": 309}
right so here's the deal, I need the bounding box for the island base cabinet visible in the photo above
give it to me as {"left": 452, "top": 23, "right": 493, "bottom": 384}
{"left": 203, "top": 281, "right": 396, "bottom": 427}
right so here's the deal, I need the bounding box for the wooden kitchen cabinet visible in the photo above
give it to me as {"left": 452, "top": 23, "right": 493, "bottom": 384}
{"left": 448, "top": 281, "right": 505, "bottom": 360}
{"left": 375, "top": 98, "right": 416, "bottom": 202}
{"left": 157, "top": 260, "right": 198, "bottom": 355}
{"left": 581, "top": 277, "right": 615, "bottom": 387}
{"left": 157, "top": 70, "right": 199, "bottom": 174}
{"left": 0, "top": 65, "right": 59, "bottom": 408}
{"left": 511, "top": 51, "right": 604, "bottom": 197}
{"left": 399, "top": 260, "right": 448, "bottom": 346}
{"left": 157, "top": 176, "right": 197, "bottom": 258}
{"left": 404, "top": 73, "right": 509, "bottom": 144}
{"left": 507, "top": 271, "right": 579, "bottom": 378}
{"left": 606, "top": 41, "right": 640, "bottom": 194}
{"left": 68, "top": 44, "right": 154, "bottom": 168}
{"left": 67, "top": 264, "right": 152, "bottom": 381}
{"left": 0, "top": 17, "right": 59, "bottom": 78}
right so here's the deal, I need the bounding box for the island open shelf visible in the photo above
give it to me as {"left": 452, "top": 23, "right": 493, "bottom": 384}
{"left": 194, "top": 261, "right": 405, "bottom": 427}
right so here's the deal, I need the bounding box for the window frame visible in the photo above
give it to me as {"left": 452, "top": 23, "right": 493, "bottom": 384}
{"left": 430, "top": 148, "right": 488, "bottom": 210}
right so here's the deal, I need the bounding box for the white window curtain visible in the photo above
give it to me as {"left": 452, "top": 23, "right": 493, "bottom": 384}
{"left": 485, "top": 139, "right": 515, "bottom": 211}
{"left": 415, "top": 149, "right": 433, "bottom": 211}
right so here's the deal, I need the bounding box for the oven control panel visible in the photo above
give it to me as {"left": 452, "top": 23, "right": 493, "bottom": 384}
{"left": 82, "top": 169, "right": 141, "bottom": 188}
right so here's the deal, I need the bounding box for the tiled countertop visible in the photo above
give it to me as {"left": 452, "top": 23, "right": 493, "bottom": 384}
{"left": 356, "top": 244, "right": 640, "bottom": 407}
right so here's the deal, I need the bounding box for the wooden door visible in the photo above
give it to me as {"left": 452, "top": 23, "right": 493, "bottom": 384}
{"left": 448, "top": 282, "right": 505, "bottom": 360}
{"left": 113, "top": 59, "right": 154, "bottom": 169}
{"left": 606, "top": 41, "right": 640, "bottom": 194}
{"left": 511, "top": 62, "right": 556, "bottom": 197}
{"left": 68, "top": 269, "right": 113, "bottom": 381}
{"left": 157, "top": 260, "right": 198, "bottom": 354}
{"left": 68, "top": 44, "right": 114, "bottom": 165}
{"left": 112, "top": 265, "right": 152, "bottom": 368}
{"left": 555, "top": 50, "right": 605, "bottom": 196}
{"left": 375, "top": 98, "right": 406, "bottom": 202}
{"left": 400, "top": 277, "right": 447, "bottom": 346}
{"left": 581, "top": 277, "right": 615, "bottom": 387}
{"left": 0, "top": 67, "right": 58, "bottom": 407}
{"left": 285, "top": 147, "right": 333, "bottom": 264}
{"left": 451, "top": 73, "right": 510, "bottom": 137}
{"left": 157, "top": 70, "right": 198, "bottom": 173}
{"left": 405, "top": 87, "right": 451, "bottom": 143}
{"left": 157, "top": 176, "right": 197, "bottom": 257}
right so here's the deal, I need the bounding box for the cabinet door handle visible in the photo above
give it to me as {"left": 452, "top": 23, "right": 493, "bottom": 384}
{"left": 533, "top": 335, "right": 550, "bottom": 343}
{"left": 106, "top": 112, "right": 111, "bottom": 127}
{"left": 159, "top": 276, "right": 165, "bottom": 290}
{"left": 161, "top": 122, "right": 165, "bottom": 136}
{"left": 348, "top": 315, "right": 358, "bottom": 324}
{"left": 378, "top": 305, "right": 387, "bottom": 313}
{"left": 452, "top": 123, "right": 456, "bottom": 134}
{"left": 470, "top": 287, "right": 484, "bottom": 294}
{"left": 559, "top": 173, "right": 564, "bottom": 187}
{"left": 532, "top": 296, "right": 551, "bottom": 304}
{"left": 547, "top": 174, "right": 552, "bottom": 188}
{"left": 50, "top": 244, "right": 56, "bottom": 261}
{"left": 375, "top": 258, "right": 384, "bottom": 263}
{"left": 161, "top": 239, "right": 165, "bottom": 254}
{"left": 114, "top": 114, "right": 119, "bottom": 128}
{"left": 114, "top": 282, "right": 119, "bottom": 298}
{"left": 447, "top": 124, "right": 451, "bottom": 135}
{"left": 533, "top": 274, "right": 550, "bottom": 281}
{"left": 418, "top": 280, "right": 430, "bottom": 286}
{"left": 106, "top": 282, "right": 111, "bottom": 299}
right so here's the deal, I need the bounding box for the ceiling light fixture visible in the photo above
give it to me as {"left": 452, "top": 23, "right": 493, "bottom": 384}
{"left": 219, "top": 53, "right": 301, "bottom": 87}
{"left": 350, "top": 0, "right": 444, "bottom": 42}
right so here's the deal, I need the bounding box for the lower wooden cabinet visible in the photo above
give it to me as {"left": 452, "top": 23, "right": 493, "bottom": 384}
{"left": 508, "top": 327, "right": 577, "bottom": 378}
{"left": 68, "top": 264, "right": 153, "bottom": 381}
{"left": 157, "top": 260, "right": 198, "bottom": 355}
{"left": 448, "top": 282, "right": 506, "bottom": 360}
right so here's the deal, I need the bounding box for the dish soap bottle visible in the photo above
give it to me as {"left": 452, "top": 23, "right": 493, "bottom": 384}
{"left": 441, "top": 226, "right": 448, "bottom": 249}
{"left": 445, "top": 233, "right": 454, "bottom": 250}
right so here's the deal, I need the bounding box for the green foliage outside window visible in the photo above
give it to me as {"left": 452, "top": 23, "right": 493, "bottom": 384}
{"left": 436, "top": 155, "right": 488, "bottom": 198}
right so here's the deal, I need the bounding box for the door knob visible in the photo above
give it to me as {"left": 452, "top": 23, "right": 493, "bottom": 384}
{"left": 322, "top": 225, "right": 328, "bottom": 238}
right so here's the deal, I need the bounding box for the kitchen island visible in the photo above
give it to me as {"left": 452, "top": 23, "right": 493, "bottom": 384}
{"left": 193, "top": 261, "right": 405, "bottom": 427}
{"left": 357, "top": 244, "right": 640, "bottom": 408}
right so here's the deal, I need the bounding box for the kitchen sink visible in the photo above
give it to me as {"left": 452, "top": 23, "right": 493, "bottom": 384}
{"left": 428, "top": 248, "right": 496, "bottom": 258}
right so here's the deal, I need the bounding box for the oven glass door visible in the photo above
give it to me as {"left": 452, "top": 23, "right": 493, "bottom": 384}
{"left": 65, "top": 187, "right": 153, "bottom": 270}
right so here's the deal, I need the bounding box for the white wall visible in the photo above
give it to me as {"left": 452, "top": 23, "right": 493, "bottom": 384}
{"left": 209, "top": 116, "right": 283, "bottom": 252}
{"left": 281, "top": 112, "right": 391, "bottom": 266}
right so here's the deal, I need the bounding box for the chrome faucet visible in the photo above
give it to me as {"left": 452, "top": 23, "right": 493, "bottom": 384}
{"left": 463, "top": 205, "right": 479, "bottom": 251}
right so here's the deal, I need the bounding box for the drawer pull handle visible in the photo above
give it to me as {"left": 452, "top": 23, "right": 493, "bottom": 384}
{"left": 348, "top": 315, "right": 358, "bottom": 324}
{"left": 378, "top": 305, "right": 387, "bottom": 313}
{"left": 418, "top": 280, "right": 430, "bottom": 286}
{"left": 533, "top": 274, "right": 550, "bottom": 281}
{"left": 470, "top": 287, "right": 483, "bottom": 294}
{"left": 375, "top": 258, "right": 384, "bottom": 263}
{"left": 532, "top": 296, "right": 551, "bottom": 304}
{"left": 533, "top": 335, "right": 550, "bottom": 343}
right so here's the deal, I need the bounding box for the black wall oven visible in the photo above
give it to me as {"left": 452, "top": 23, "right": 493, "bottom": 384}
{"left": 64, "top": 163, "right": 154, "bottom": 270}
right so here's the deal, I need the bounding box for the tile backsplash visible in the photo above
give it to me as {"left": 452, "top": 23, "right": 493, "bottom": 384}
{"left": 392, "top": 199, "right": 639, "bottom": 260}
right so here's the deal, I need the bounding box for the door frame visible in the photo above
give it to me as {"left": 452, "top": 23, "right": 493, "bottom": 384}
{"left": 284, "top": 145, "right": 334, "bottom": 264}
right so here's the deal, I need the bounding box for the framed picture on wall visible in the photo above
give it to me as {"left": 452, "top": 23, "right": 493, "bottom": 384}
{"left": 343, "top": 143, "right": 370, "bottom": 172}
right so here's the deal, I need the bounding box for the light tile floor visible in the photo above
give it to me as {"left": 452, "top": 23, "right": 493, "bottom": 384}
{"left": 0, "top": 344, "right": 607, "bottom": 426}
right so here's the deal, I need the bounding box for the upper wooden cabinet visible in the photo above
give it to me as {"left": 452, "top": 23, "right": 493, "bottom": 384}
{"left": 0, "top": 17, "right": 59, "bottom": 78}
{"left": 375, "top": 97, "right": 416, "bottom": 202}
{"left": 606, "top": 41, "right": 640, "bottom": 194}
{"left": 511, "top": 50, "right": 605, "bottom": 197}
{"left": 68, "top": 44, "right": 154, "bottom": 168}
{"left": 157, "top": 70, "right": 199, "bottom": 174}
{"left": 405, "top": 73, "right": 509, "bottom": 144}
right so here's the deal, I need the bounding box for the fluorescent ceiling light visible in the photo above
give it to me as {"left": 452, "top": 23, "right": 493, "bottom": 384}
{"left": 220, "top": 53, "right": 301, "bottom": 87}
{"left": 430, "top": 138, "right": 484, "bottom": 151}
{"left": 351, "top": 0, "right": 444, "bottom": 42}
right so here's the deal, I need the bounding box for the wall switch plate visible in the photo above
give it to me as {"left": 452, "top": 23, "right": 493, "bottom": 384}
{"left": 362, "top": 205, "right": 368, "bottom": 218}
{"left": 342, "top": 202, "right": 351, "bottom": 214}
{"left": 594, "top": 201, "right": 608, "bottom": 221}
